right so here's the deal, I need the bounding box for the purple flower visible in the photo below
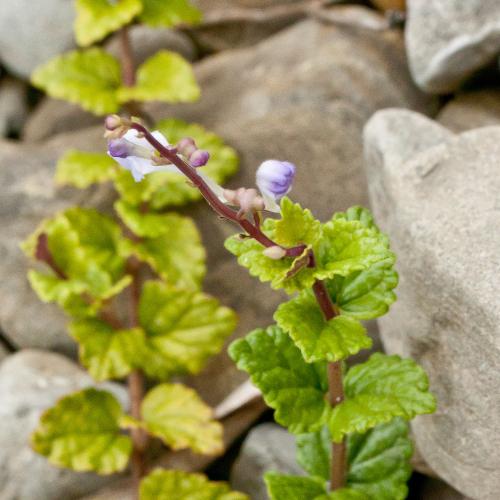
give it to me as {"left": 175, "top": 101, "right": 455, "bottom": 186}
{"left": 107, "top": 129, "right": 179, "bottom": 182}
{"left": 256, "top": 160, "right": 296, "bottom": 212}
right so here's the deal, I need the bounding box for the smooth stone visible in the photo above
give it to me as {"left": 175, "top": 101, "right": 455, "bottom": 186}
{"left": 230, "top": 423, "right": 301, "bottom": 500}
{"left": 405, "top": 0, "right": 500, "bottom": 93}
{"left": 364, "top": 109, "right": 500, "bottom": 499}
{"left": 0, "top": 78, "right": 29, "bottom": 138}
{"left": 0, "top": 349, "right": 127, "bottom": 500}
{"left": 437, "top": 89, "right": 500, "bottom": 133}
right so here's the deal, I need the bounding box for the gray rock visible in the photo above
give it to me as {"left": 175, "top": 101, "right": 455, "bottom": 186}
{"left": 0, "top": 349, "right": 127, "bottom": 500}
{"left": 0, "top": 128, "right": 113, "bottom": 354}
{"left": 364, "top": 109, "right": 500, "bottom": 499}
{"left": 437, "top": 89, "right": 500, "bottom": 133}
{"left": 406, "top": 0, "right": 500, "bottom": 93}
{"left": 0, "top": 0, "right": 75, "bottom": 79}
{"left": 231, "top": 423, "right": 301, "bottom": 499}
{"left": 0, "top": 78, "right": 29, "bottom": 138}
{"left": 419, "top": 478, "right": 472, "bottom": 500}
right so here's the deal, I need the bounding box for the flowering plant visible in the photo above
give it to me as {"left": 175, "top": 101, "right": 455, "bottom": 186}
{"left": 22, "top": 1, "right": 249, "bottom": 498}
{"left": 105, "top": 116, "right": 437, "bottom": 500}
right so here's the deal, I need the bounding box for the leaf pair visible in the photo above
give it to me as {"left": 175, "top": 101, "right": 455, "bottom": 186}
{"left": 32, "top": 385, "right": 222, "bottom": 474}
{"left": 229, "top": 326, "right": 435, "bottom": 442}
{"left": 75, "top": 0, "right": 201, "bottom": 47}
{"left": 32, "top": 49, "right": 199, "bottom": 115}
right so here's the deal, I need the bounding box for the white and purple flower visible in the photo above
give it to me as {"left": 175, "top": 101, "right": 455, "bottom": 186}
{"left": 256, "top": 160, "right": 296, "bottom": 212}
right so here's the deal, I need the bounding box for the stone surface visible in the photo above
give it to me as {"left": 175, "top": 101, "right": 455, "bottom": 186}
{"left": 0, "top": 128, "right": 113, "bottom": 354}
{"left": 364, "top": 109, "right": 500, "bottom": 499}
{"left": 231, "top": 423, "right": 301, "bottom": 499}
{"left": 0, "top": 78, "right": 29, "bottom": 138}
{"left": 406, "top": 0, "right": 500, "bottom": 93}
{"left": 0, "top": 0, "right": 75, "bottom": 79}
{"left": 0, "top": 349, "right": 127, "bottom": 500}
{"left": 418, "top": 477, "right": 472, "bottom": 500}
{"left": 437, "top": 89, "right": 500, "bottom": 133}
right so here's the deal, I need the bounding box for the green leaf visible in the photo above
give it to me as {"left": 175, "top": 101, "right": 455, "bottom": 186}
{"left": 31, "top": 48, "right": 121, "bottom": 115}
{"left": 333, "top": 206, "right": 378, "bottom": 231}
{"left": 69, "top": 318, "right": 145, "bottom": 381}
{"left": 139, "top": 0, "right": 202, "bottom": 28}
{"left": 275, "top": 291, "right": 371, "bottom": 362}
{"left": 140, "top": 469, "right": 248, "bottom": 500}
{"left": 297, "top": 419, "right": 412, "bottom": 500}
{"left": 229, "top": 326, "right": 329, "bottom": 434}
{"left": 329, "top": 353, "right": 436, "bottom": 442}
{"left": 56, "top": 150, "right": 117, "bottom": 189}
{"left": 31, "top": 388, "right": 131, "bottom": 474}
{"left": 118, "top": 51, "right": 199, "bottom": 103}
{"left": 265, "top": 474, "right": 326, "bottom": 500}
{"left": 141, "top": 383, "right": 223, "bottom": 455}
{"left": 318, "top": 490, "right": 368, "bottom": 500}
{"left": 138, "top": 281, "right": 236, "bottom": 379}
{"left": 326, "top": 259, "right": 398, "bottom": 320}
{"left": 225, "top": 220, "right": 316, "bottom": 295}
{"left": 314, "top": 218, "right": 393, "bottom": 281}
{"left": 75, "top": 0, "right": 142, "bottom": 47}
{"left": 274, "top": 197, "right": 321, "bottom": 247}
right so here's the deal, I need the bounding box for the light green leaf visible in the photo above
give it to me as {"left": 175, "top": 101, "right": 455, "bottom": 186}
{"left": 275, "top": 291, "right": 371, "bottom": 362}
{"left": 69, "top": 318, "right": 146, "bottom": 381}
{"left": 31, "top": 388, "right": 131, "bottom": 474}
{"left": 139, "top": 0, "right": 202, "bottom": 28}
{"left": 318, "top": 490, "right": 368, "bottom": 500}
{"left": 296, "top": 425, "right": 331, "bottom": 480}
{"left": 314, "top": 218, "right": 393, "bottom": 281}
{"left": 333, "top": 206, "right": 378, "bottom": 231}
{"left": 31, "top": 48, "right": 121, "bottom": 115}
{"left": 229, "top": 326, "right": 329, "bottom": 434}
{"left": 140, "top": 469, "right": 249, "bottom": 500}
{"left": 274, "top": 197, "right": 321, "bottom": 247}
{"left": 265, "top": 474, "right": 326, "bottom": 500}
{"left": 75, "top": 0, "right": 142, "bottom": 47}
{"left": 326, "top": 259, "right": 398, "bottom": 320}
{"left": 225, "top": 220, "right": 316, "bottom": 295}
{"left": 141, "top": 383, "right": 223, "bottom": 455}
{"left": 56, "top": 150, "right": 117, "bottom": 189}
{"left": 118, "top": 51, "right": 199, "bottom": 103}
{"left": 138, "top": 281, "right": 236, "bottom": 379}
{"left": 329, "top": 353, "right": 436, "bottom": 442}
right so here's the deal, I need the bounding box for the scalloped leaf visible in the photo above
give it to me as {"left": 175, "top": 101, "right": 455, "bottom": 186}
{"left": 75, "top": 0, "right": 142, "bottom": 47}
{"left": 140, "top": 469, "right": 249, "bottom": 500}
{"left": 229, "top": 326, "right": 329, "bottom": 434}
{"left": 56, "top": 150, "right": 117, "bottom": 189}
{"left": 138, "top": 281, "right": 236, "bottom": 379}
{"left": 265, "top": 474, "right": 326, "bottom": 500}
{"left": 274, "top": 290, "right": 371, "bottom": 363}
{"left": 139, "top": 0, "right": 202, "bottom": 28}
{"left": 31, "top": 388, "right": 131, "bottom": 474}
{"left": 118, "top": 51, "right": 199, "bottom": 103}
{"left": 70, "top": 318, "right": 146, "bottom": 381}
{"left": 329, "top": 353, "right": 436, "bottom": 442}
{"left": 141, "top": 383, "right": 223, "bottom": 455}
{"left": 31, "top": 48, "right": 121, "bottom": 115}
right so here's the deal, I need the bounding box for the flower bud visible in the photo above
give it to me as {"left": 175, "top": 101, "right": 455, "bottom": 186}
{"left": 108, "top": 138, "right": 131, "bottom": 158}
{"left": 256, "top": 160, "right": 296, "bottom": 202}
{"left": 104, "top": 114, "right": 122, "bottom": 131}
{"left": 177, "top": 137, "right": 197, "bottom": 158}
{"left": 190, "top": 149, "right": 210, "bottom": 167}
{"left": 263, "top": 246, "right": 287, "bottom": 260}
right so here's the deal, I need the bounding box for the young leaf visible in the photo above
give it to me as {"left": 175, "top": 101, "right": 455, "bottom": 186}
{"left": 139, "top": 0, "right": 202, "bottom": 28}
{"left": 69, "top": 318, "right": 146, "bottom": 381}
{"left": 314, "top": 218, "right": 393, "bottom": 282}
{"left": 141, "top": 383, "right": 223, "bottom": 455}
{"left": 265, "top": 474, "right": 326, "bottom": 500}
{"left": 333, "top": 206, "right": 378, "bottom": 232}
{"left": 229, "top": 326, "right": 329, "bottom": 434}
{"left": 297, "top": 419, "right": 413, "bottom": 500}
{"left": 31, "top": 388, "right": 131, "bottom": 474}
{"left": 329, "top": 353, "right": 436, "bottom": 442}
{"left": 31, "top": 49, "right": 121, "bottom": 115}
{"left": 326, "top": 259, "right": 398, "bottom": 320}
{"left": 274, "top": 290, "right": 372, "bottom": 363}
{"left": 140, "top": 469, "right": 248, "bottom": 500}
{"left": 317, "top": 490, "right": 368, "bottom": 500}
{"left": 56, "top": 150, "right": 117, "bottom": 189}
{"left": 138, "top": 281, "right": 236, "bottom": 379}
{"left": 118, "top": 51, "right": 200, "bottom": 103}
{"left": 75, "top": 0, "right": 142, "bottom": 47}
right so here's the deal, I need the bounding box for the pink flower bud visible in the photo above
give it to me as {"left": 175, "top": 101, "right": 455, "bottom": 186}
{"left": 263, "top": 246, "right": 287, "bottom": 260}
{"left": 177, "top": 137, "right": 197, "bottom": 158}
{"left": 190, "top": 149, "right": 210, "bottom": 167}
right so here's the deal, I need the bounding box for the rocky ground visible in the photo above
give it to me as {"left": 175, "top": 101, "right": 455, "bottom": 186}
{"left": 0, "top": 0, "right": 498, "bottom": 499}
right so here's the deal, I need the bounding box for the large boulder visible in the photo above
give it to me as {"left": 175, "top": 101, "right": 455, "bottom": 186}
{"left": 364, "top": 109, "right": 500, "bottom": 499}
{"left": 0, "top": 350, "right": 127, "bottom": 500}
{"left": 405, "top": 0, "right": 500, "bottom": 93}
